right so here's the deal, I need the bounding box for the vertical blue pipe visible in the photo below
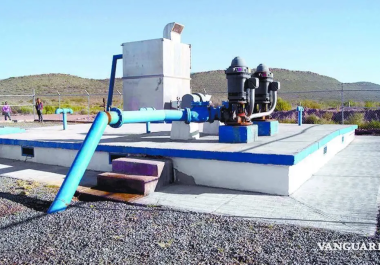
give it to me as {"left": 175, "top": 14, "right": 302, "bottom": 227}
{"left": 106, "top": 54, "right": 123, "bottom": 111}
{"left": 47, "top": 112, "right": 109, "bottom": 213}
{"left": 297, "top": 106, "right": 304, "bottom": 126}
{"left": 63, "top": 113, "right": 67, "bottom": 130}
{"left": 146, "top": 122, "right": 151, "bottom": 133}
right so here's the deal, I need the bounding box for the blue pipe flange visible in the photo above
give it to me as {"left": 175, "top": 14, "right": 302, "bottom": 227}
{"left": 185, "top": 108, "right": 192, "bottom": 124}
{"left": 110, "top": 107, "right": 123, "bottom": 128}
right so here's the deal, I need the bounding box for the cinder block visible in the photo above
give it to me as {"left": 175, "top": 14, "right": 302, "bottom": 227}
{"left": 97, "top": 172, "right": 158, "bottom": 196}
{"left": 112, "top": 157, "right": 165, "bottom": 177}
{"left": 252, "top": 120, "right": 279, "bottom": 136}
{"left": 219, "top": 125, "right": 258, "bottom": 143}
{"left": 203, "top": 121, "right": 223, "bottom": 135}
{"left": 170, "top": 121, "right": 200, "bottom": 140}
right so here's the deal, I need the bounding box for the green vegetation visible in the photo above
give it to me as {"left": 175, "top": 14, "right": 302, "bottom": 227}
{"left": 275, "top": 97, "right": 292, "bottom": 111}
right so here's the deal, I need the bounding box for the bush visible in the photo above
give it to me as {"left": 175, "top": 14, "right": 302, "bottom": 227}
{"left": 364, "top": 101, "right": 378, "bottom": 108}
{"left": 275, "top": 97, "right": 292, "bottom": 111}
{"left": 43, "top": 105, "right": 56, "bottom": 114}
{"left": 360, "top": 120, "right": 380, "bottom": 129}
{"left": 304, "top": 114, "right": 319, "bottom": 124}
{"left": 279, "top": 118, "right": 296, "bottom": 124}
{"left": 345, "top": 113, "right": 365, "bottom": 126}
{"left": 300, "top": 99, "right": 322, "bottom": 109}
{"left": 322, "top": 112, "right": 333, "bottom": 120}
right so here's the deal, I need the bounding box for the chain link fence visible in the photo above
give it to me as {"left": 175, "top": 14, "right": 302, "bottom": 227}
{"left": 0, "top": 89, "right": 123, "bottom": 120}
{"left": 2, "top": 86, "right": 380, "bottom": 131}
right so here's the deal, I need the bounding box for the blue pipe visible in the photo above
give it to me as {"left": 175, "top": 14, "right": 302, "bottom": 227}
{"left": 47, "top": 112, "right": 109, "bottom": 213}
{"left": 48, "top": 105, "right": 222, "bottom": 213}
{"left": 296, "top": 106, "right": 304, "bottom": 126}
{"left": 106, "top": 54, "right": 123, "bottom": 111}
{"left": 55, "top": 108, "right": 73, "bottom": 130}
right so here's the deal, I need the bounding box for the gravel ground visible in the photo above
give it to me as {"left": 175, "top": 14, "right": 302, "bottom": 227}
{"left": 1, "top": 177, "right": 380, "bottom": 264}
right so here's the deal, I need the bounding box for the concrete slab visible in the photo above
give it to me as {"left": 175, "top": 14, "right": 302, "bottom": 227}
{"left": 0, "top": 123, "right": 357, "bottom": 164}
{"left": 0, "top": 122, "right": 358, "bottom": 195}
{"left": 0, "top": 158, "right": 99, "bottom": 187}
{"left": 0, "top": 136, "right": 378, "bottom": 235}
{"left": 135, "top": 136, "right": 380, "bottom": 236}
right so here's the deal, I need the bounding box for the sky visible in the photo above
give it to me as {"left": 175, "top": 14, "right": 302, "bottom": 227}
{"left": 0, "top": 0, "right": 379, "bottom": 84}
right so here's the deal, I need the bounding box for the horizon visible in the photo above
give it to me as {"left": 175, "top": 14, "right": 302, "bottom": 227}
{"left": 1, "top": 0, "right": 379, "bottom": 84}
{"left": 1, "top": 69, "right": 379, "bottom": 86}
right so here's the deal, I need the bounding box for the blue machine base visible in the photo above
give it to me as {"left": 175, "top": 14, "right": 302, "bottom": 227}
{"left": 219, "top": 125, "right": 258, "bottom": 143}
{"left": 252, "top": 120, "right": 279, "bottom": 136}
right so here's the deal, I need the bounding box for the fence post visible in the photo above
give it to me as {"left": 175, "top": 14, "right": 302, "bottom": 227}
{"left": 341, "top": 83, "right": 344, "bottom": 124}
{"left": 57, "top": 90, "right": 61, "bottom": 108}
{"left": 32, "top": 89, "right": 36, "bottom": 121}
{"left": 116, "top": 89, "right": 122, "bottom": 109}
{"left": 85, "top": 89, "right": 90, "bottom": 119}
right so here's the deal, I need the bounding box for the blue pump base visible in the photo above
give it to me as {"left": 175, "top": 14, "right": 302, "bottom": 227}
{"left": 219, "top": 125, "right": 258, "bottom": 143}
{"left": 252, "top": 120, "right": 279, "bottom": 136}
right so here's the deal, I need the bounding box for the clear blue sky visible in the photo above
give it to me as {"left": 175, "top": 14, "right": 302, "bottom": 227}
{"left": 1, "top": 0, "right": 379, "bottom": 84}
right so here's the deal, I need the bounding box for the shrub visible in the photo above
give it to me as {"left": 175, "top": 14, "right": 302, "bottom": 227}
{"left": 300, "top": 99, "right": 322, "bottom": 109}
{"left": 321, "top": 112, "right": 333, "bottom": 120}
{"left": 304, "top": 114, "right": 319, "bottom": 124}
{"left": 275, "top": 97, "right": 292, "bottom": 111}
{"left": 279, "top": 118, "right": 296, "bottom": 124}
{"left": 359, "top": 120, "right": 380, "bottom": 129}
{"left": 43, "top": 105, "right": 56, "bottom": 114}
{"left": 345, "top": 113, "right": 365, "bottom": 126}
{"left": 364, "top": 101, "right": 378, "bottom": 108}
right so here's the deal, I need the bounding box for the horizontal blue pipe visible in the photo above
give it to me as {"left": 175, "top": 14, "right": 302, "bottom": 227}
{"left": 47, "top": 112, "right": 109, "bottom": 213}
{"left": 55, "top": 108, "right": 73, "bottom": 114}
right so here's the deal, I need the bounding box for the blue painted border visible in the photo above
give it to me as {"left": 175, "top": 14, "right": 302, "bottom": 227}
{"left": 0, "top": 125, "right": 357, "bottom": 166}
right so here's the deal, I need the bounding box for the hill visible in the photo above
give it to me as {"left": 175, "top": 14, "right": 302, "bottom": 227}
{"left": 1, "top": 70, "right": 380, "bottom": 107}
{"left": 190, "top": 69, "right": 380, "bottom": 105}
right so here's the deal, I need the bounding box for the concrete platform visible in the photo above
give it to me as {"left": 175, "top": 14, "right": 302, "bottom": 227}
{"left": 0, "top": 135, "right": 379, "bottom": 236}
{"left": 0, "top": 123, "right": 357, "bottom": 195}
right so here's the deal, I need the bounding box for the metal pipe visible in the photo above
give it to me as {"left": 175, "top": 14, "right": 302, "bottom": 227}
{"left": 47, "top": 111, "right": 110, "bottom": 214}
{"left": 247, "top": 89, "right": 255, "bottom": 117}
{"left": 107, "top": 54, "right": 123, "bottom": 111}
{"left": 249, "top": 91, "right": 278, "bottom": 119}
{"left": 296, "top": 106, "right": 304, "bottom": 126}
{"left": 55, "top": 108, "right": 73, "bottom": 130}
{"left": 47, "top": 106, "right": 219, "bottom": 213}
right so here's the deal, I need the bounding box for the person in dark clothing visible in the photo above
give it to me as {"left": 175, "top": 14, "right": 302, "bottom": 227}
{"left": 35, "top": 98, "right": 43, "bottom": 122}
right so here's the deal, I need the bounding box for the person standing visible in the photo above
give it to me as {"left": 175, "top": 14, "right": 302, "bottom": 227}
{"left": 2, "top": 102, "right": 12, "bottom": 121}
{"left": 35, "top": 98, "right": 43, "bottom": 122}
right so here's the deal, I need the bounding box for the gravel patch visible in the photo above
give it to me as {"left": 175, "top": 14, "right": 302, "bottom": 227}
{"left": 1, "top": 176, "right": 380, "bottom": 264}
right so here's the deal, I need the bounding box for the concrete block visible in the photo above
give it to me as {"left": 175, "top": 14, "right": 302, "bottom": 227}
{"left": 219, "top": 125, "right": 258, "bottom": 143}
{"left": 97, "top": 172, "right": 158, "bottom": 196}
{"left": 170, "top": 121, "right": 200, "bottom": 140}
{"left": 252, "top": 120, "right": 279, "bottom": 136}
{"left": 202, "top": 121, "right": 222, "bottom": 135}
{"left": 112, "top": 157, "right": 165, "bottom": 177}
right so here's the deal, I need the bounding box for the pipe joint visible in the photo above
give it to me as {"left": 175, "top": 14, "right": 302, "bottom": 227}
{"left": 109, "top": 108, "right": 123, "bottom": 128}
{"left": 184, "top": 108, "right": 192, "bottom": 124}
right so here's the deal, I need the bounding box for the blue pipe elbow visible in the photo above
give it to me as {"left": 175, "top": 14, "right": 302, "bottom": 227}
{"left": 47, "top": 111, "right": 109, "bottom": 214}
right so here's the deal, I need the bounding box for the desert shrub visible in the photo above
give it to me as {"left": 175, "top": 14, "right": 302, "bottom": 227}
{"left": 322, "top": 112, "right": 333, "bottom": 120}
{"left": 364, "top": 101, "right": 378, "bottom": 108}
{"left": 359, "top": 120, "right": 380, "bottom": 129}
{"left": 345, "top": 113, "right": 364, "bottom": 126}
{"left": 90, "top": 106, "right": 103, "bottom": 114}
{"left": 300, "top": 99, "right": 322, "bottom": 109}
{"left": 275, "top": 97, "right": 292, "bottom": 111}
{"left": 279, "top": 118, "right": 296, "bottom": 124}
{"left": 304, "top": 114, "right": 319, "bottom": 124}
{"left": 80, "top": 109, "right": 88, "bottom": 115}
{"left": 20, "top": 106, "right": 33, "bottom": 114}
{"left": 43, "top": 105, "right": 56, "bottom": 114}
